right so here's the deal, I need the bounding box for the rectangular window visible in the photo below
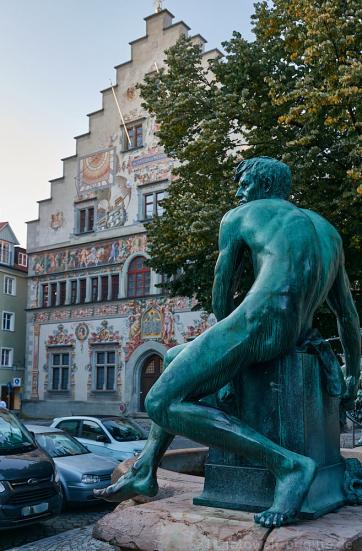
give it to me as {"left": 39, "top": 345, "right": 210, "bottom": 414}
{"left": 42, "top": 284, "right": 49, "bottom": 308}
{"left": 17, "top": 252, "right": 28, "bottom": 267}
{"left": 143, "top": 190, "right": 166, "bottom": 220}
{"left": 70, "top": 280, "right": 77, "bottom": 305}
{"left": 4, "top": 276, "right": 16, "bottom": 296}
{"left": 2, "top": 312, "right": 14, "bottom": 331}
{"left": 0, "top": 241, "right": 12, "bottom": 265}
{"left": 135, "top": 125, "right": 143, "bottom": 147}
{"left": 51, "top": 352, "right": 70, "bottom": 391}
{"left": 0, "top": 348, "right": 13, "bottom": 367}
{"left": 79, "top": 209, "right": 86, "bottom": 233}
{"left": 155, "top": 191, "right": 165, "bottom": 216}
{"left": 49, "top": 282, "right": 57, "bottom": 307}
{"left": 111, "top": 274, "right": 119, "bottom": 300}
{"left": 101, "top": 276, "right": 108, "bottom": 301}
{"left": 91, "top": 277, "right": 98, "bottom": 302}
{"left": 59, "top": 281, "right": 66, "bottom": 306}
{"left": 124, "top": 122, "right": 143, "bottom": 151}
{"left": 77, "top": 206, "right": 95, "bottom": 234}
{"left": 144, "top": 194, "right": 154, "bottom": 220}
{"left": 127, "top": 257, "right": 151, "bottom": 298}
{"left": 79, "top": 279, "right": 87, "bottom": 304}
{"left": 95, "top": 350, "right": 116, "bottom": 391}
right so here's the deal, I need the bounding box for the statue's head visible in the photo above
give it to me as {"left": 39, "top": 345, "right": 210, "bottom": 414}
{"left": 234, "top": 157, "right": 292, "bottom": 204}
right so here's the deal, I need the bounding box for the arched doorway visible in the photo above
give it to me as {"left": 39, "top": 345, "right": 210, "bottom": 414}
{"left": 140, "top": 354, "right": 163, "bottom": 412}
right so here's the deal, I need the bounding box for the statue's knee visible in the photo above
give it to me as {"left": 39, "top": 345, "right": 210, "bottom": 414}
{"left": 144, "top": 389, "right": 164, "bottom": 424}
{"left": 164, "top": 344, "right": 186, "bottom": 368}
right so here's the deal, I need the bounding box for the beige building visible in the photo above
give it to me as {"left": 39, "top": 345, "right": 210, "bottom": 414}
{"left": 24, "top": 9, "right": 219, "bottom": 419}
{"left": 0, "top": 222, "right": 28, "bottom": 410}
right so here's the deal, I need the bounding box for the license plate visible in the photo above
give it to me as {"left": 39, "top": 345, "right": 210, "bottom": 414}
{"left": 21, "top": 502, "right": 49, "bottom": 517}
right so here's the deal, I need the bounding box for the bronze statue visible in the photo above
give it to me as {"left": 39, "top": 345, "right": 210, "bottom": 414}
{"left": 95, "top": 157, "right": 360, "bottom": 527}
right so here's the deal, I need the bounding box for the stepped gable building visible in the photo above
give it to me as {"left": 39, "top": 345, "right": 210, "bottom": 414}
{"left": 24, "top": 9, "right": 220, "bottom": 418}
{"left": 0, "top": 222, "right": 28, "bottom": 410}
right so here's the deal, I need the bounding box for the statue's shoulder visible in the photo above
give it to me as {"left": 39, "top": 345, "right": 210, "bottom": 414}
{"left": 300, "top": 207, "right": 342, "bottom": 240}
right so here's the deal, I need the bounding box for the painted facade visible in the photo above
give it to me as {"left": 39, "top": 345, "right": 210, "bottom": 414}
{"left": 0, "top": 222, "right": 28, "bottom": 410}
{"left": 24, "top": 10, "right": 220, "bottom": 418}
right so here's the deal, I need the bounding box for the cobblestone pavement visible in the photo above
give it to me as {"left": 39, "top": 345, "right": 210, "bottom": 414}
{"left": 8, "top": 526, "right": 114, "bottom": 551}
{"left": 0, "top": 504, "right": 114, "bottom": 551}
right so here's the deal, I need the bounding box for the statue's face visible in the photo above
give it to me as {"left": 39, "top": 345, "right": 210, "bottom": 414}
{"left": 235, "top": 169, "right": 266, "bottom": 204}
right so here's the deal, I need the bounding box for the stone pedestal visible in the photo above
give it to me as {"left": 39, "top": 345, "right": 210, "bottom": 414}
{"left": 194, "top": 350, "right": 346, "bottom": 517}
{"left": 93, "top": 492, "right": 362, "bottom": 551}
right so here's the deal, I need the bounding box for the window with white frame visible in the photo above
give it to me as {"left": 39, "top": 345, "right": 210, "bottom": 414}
{"left": 94, "top": 350, "right": 116, "bottom": 391}
{"left": 0, "top": 241, "right": 12, "bottom": 265}
{"left": 50, "top": 351, "right": 70, "bottom": 391}
{"left": 0, "top": 348, "right": 13, "bottom": 367}
{"left": 17, "top": 252, "right": 27, "bottom": 267}
{"left": 4, "top": 276, "right": 16, "bottom": 296}
{"left": 139, "top": 182, "right": 167, "bottom": 222}
{"left": 144, "top": 190, "right": 166, "bottom": 220}
{"left": 2, "top": 311, "right": 15, "bottom": 331}
{"left": 76, "top": 205, "right": 95, "bottom": 234}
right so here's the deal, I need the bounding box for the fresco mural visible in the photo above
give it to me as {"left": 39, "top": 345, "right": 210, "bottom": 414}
{"left": 182, "top": 312, "right": 217, "bottom": 342}
{"left": 89, "top": 320, "right": 120, "bottom": 344}
{"left": 29, "top": 279, "right": 39, "bottom": 308}
{"left": 94, "top": 172, "right": 132, "bottom": 232}
{"left": 78, "top": 149, "right": 115, "bottom": 193}
{"left": 126, "top": 300, "right": 177, "bottom": 360}
{"left": 30, "top": 234, "right": 147, "bottom": 275}
{"left": 75, "top": 322, "right": 89, "bottom": 351}
{"left": 50, "top": 211, "right": 64, "bottom": 231}
{"left": 46, "top": 324, "right": 76, "bottom": 347}
{"left": 75, "top": 322, "right": 89, "bottom": 341}
{"left": 141, "top": 307, "right": 162, "bottom": 340}
{"left": 33, "top": 295, "right": 198, "bottom": 324}
{"left": 118, "top": 146, "right": 172, "bottom": 187}
{"left": 75, "top": 146, "right": 133, "bottom": 233}
{"left": 70, "top": 116, "right": 172, "bottom": 238}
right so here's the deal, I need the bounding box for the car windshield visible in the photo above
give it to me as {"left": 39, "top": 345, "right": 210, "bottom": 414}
{"left": 102, "top": 419, "right": 146, "bottom": 442}
{"left": 0, "top": 412, "right": 36, "bottom": 455}
{"left": 35, "top": 431, "right": 89, "bottom": 458}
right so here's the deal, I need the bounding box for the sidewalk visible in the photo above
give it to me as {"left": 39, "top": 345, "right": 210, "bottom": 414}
{"left": 9, "top": 526, "right": 114, "bottom": 551}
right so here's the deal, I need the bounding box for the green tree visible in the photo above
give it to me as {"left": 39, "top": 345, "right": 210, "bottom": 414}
{"left": 139, "top": 0, "right": 362, "bottom": 313}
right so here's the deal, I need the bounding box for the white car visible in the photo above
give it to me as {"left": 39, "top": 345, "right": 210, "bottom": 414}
{"left": 51, "top": 416, "right": 147, "bottom": 462}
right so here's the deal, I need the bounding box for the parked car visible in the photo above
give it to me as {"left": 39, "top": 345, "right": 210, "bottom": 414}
{"left": 26, "top": 425, "right": 119, "bottom": 504}
{"left": 51, "top": 416, "right": 147, "bottom": 462}
{"left": 0, "top": 408, "right": 62, "bottom": 530}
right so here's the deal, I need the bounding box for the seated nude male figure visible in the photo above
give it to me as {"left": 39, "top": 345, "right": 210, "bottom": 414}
{"left": 95, "top": 157, "right": 360, "bottom": 527}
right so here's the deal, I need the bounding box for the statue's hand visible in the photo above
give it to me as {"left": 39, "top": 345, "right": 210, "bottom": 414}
{"left": 341, "top": 376, "right": 359, "bottom": 411}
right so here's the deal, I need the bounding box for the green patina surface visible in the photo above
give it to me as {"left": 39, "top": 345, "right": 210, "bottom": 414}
{"left": 96, "top": 157, "right": 361, "bottom": 527}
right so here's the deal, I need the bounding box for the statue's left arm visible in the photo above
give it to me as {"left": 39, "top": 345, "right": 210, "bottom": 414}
{"left": 327, "top": 261, "right": 361, "bottom": 407}
{"left": 212, "top": 211, "right": 243, "bottom": 321}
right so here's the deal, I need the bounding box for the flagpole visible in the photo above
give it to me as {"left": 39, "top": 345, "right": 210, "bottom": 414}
{"left": 109, "top": 80, "right": 131, "bottom": 147}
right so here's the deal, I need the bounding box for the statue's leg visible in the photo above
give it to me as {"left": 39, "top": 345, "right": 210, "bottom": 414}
{"left": 94, "top": 344, "right": 188, "bottom": 502}
{"left": 145, "top": 317, "right": 317, "bottom": 527}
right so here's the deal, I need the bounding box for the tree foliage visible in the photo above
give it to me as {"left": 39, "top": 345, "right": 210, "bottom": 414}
{"left": 139, "top": 0, "right": 362, "bottom": 313}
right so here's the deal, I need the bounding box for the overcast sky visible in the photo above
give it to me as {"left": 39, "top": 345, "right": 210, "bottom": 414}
{"left": 0, "top": 0, "right": 256, "bottom": 246}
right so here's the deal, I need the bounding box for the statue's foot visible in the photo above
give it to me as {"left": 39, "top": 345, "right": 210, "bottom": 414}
{"left": 93, "top": 464, "right": 158, "bottom": 503}
{"left": 254, "top": 456, "right": 316, "bottom": 528}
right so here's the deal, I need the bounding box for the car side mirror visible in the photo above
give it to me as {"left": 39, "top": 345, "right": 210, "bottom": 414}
{"left": 96, "top": 434, "right": 109, "bottom": 443}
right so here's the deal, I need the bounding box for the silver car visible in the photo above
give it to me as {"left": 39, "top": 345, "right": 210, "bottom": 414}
{"left": 51, "top": 416, "right": 147, "bottom": 462}
{"left": 26, "top": 425, "right": 118, "bottom": 504}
